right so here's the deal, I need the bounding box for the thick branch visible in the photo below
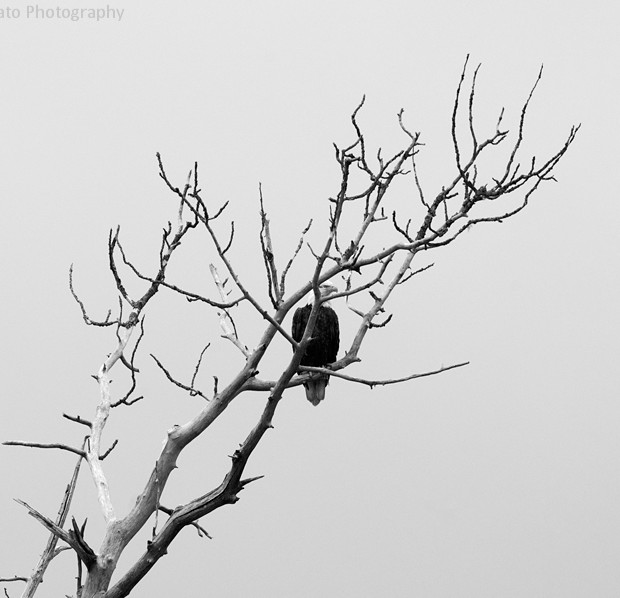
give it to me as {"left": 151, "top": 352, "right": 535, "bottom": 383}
{"left": 106, "top": 311, "right": 310, "bottom": 598}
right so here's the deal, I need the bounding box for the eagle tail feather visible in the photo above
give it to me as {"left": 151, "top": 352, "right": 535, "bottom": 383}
{"left": 304, "top": 377, "right": 328, "bottom": 406}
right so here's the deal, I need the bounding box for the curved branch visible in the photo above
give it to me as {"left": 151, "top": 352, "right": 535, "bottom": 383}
{"left": 115, "top": 238, "right": 241, "bottom": 309}
{"left": 69, "top": 265, "right": 116, "bottom": 327}
{"left": 299, "top": 361, "right": 469, "bottom": 388}
{"left": 151, "top": 354, "right": 210, "bottom": 401}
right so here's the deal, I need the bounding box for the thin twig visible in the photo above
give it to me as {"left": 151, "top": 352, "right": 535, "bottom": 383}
{"left": 209, "top": 264, "right": 251, "bottom": 358}
{"left": 113, "top": 316, "right": 147, "bottom": 407}
{"left": 62, "top": 414, "right": 92, "bottom": 429}
{"left": 191, "top": 344, "right": 211, "bottom": 391}
{"left": 2, "top": 441, "right": 85, "bottom": 459}
{"left": 151, "top": 354, "right": 209, "bottom": 401}
{"left": 299, "top": 361, "right": 469, "bottom": 388}
{"left": 68, "top": 265, "right": 116, "bottom": 327}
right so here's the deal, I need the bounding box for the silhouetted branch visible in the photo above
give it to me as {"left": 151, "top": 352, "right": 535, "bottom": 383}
{"left": 279, "top": 218, "right": 312, "bottom": 298}
{"left": 300, "top": 361, "right": 469, "bottom": 388}
{"left": 259, "top": 184, "right": 281, "bottom": 308}
{"left": 3, "top": 441, "right": 85, "bottom": 459}
{"left": 15, "top": 499, "right": 95, "bottom": 570}
{"left": 100, "top": 439, "right": 119, "bottom": 460}
{"left": 158, "top": 505, "right": 212, "bottom": 539}
{"left": 191, "top": 344, "right": 211, "bottom": 392}
{"left": 113, "top": 317, "right": 146, "bottom": 407}
{"left": 63, "top": 414, "right": 92, "bottom": 429}
{"left": 69, "top": 265, "right": 116, "bottom": 327}
{"left": 151, "top": 354, "right": 209, "bottom": 401}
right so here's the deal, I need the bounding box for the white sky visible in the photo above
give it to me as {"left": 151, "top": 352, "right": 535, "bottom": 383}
{"left": 1, "top": 1, "right": 619, "bottom": 596}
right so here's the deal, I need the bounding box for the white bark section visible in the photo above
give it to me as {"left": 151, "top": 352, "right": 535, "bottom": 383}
{"left": 88, "top": 325, "right": 134, "bottom": 523}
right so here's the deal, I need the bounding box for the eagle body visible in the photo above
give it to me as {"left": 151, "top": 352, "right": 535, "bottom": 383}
{"left": 292, "top": 302, "right": 340, "bottom": 405}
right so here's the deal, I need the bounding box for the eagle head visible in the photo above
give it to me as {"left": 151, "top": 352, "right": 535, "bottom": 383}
{"left": 318, "top": 283, "right": 338, "bottom": 299}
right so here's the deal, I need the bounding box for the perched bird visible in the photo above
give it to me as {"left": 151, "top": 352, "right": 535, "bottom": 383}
{"left": 291, "top": 283, "right": 340, "bottom": 405}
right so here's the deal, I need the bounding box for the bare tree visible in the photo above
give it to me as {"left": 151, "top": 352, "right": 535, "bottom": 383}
{"left": 2, "top": 58, "right": 578, "bottom": 598}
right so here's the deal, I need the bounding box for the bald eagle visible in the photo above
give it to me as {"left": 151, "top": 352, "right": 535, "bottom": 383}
{"left": 292, "top": 284, "right": 340, "bottom": 406}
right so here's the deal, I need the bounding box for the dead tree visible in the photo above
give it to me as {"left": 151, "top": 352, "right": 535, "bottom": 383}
{"left": 2, "top": 58, "right": 578, "bottom": 598}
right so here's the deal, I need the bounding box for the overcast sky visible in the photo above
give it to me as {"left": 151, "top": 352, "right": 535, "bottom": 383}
{"left": 1, "top": 1, "right": 619, "bottom": 597}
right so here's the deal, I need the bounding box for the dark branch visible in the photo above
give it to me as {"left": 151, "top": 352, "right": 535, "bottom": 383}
{"left": 151, "top": 354, "right": 210, "bottom": 401}
{"left": 113, "top": 317, "right": 146, "bottom": 407}
{"left": 299, "top": 361, "right": 469, "bottom": 388}
{"left": 69, "top": 265, "right": 116, "bottom": 327}
{"left": 3, "top": 441, "right": 85, "bottom": 459}
{"left": 15, "top": 500, "right": 96, "bottom": 570}
{"left": 158, "top": 506, "right": 212, "bottom": 539}
{"left": 63, "top": 413, "right": 93, "bottom": 428}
